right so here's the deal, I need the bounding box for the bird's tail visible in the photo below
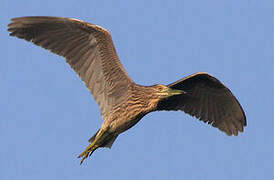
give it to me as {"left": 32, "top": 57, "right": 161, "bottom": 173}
{"left": 88, "top": 130, "right": 99, "bottom": 143}
{"left": 88, "top": 130, "right": 118, "bottom": 148}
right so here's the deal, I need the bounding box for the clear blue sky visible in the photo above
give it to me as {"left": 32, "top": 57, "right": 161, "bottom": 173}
{"left": 2, "top": 0, "right": 274, "bottom": 179}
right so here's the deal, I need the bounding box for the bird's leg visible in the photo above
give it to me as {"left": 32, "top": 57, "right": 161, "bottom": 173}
{"left": 78, "top": 144, "right": 98, "bottom": 164}
{"left": 78, "top": 129, "right": 108, "bottom": 164}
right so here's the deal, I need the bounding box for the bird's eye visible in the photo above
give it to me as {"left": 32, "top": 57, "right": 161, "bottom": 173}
{"left": 158, "top": 86, "right": 165, "bottom": 91}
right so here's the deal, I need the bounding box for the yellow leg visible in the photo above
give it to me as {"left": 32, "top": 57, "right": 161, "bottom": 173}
{"left": 78, "top": 129, "right": 105, "bottom": 164}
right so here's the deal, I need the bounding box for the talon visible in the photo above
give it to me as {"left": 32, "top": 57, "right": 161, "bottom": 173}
{"left": 78, "top": 144, "right": 99, "bottom": 164}
{"left": 80, "top": 154, "right": 88, "bottom": 164}
{"left": 78, "top": 128, "right": 110, "bottom": 164}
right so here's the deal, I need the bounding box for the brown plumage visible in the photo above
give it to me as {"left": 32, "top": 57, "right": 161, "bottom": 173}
{"left": 8, "top": 16, "right": 246, "bottom": 164}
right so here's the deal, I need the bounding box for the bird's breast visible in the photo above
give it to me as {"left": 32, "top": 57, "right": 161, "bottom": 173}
{"left": 108, "top": 101, "right": 150, "bottom": 134}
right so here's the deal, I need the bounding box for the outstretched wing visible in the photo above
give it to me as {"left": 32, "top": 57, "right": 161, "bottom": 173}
{"left": 157, "top": 72, "right": 246, "bottom": 136}
{"left": 8, "top": 16, "right": 133, "bottom": 117}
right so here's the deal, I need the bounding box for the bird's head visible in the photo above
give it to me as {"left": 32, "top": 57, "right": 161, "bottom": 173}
{"left": 153, "top": 84, "right": 185, "bottom": 98}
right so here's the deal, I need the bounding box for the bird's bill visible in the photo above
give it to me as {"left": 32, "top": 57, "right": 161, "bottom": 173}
{"left": 167, "top": 88, "right": 185, "bottom": 96}
{"left": 158, "top": 88, "right": 185, "bottom": 96}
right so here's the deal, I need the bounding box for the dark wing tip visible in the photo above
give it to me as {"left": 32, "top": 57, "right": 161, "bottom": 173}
{"left": 164, "top": 72, "right": 247, "bottom": 136}
{"left": 7, "top": 16, "right": 110, "bottom": 39}
{"left": 216, "top": 108, "right": 246, "bottom": 136}
{"left": 8, "top": 17, "right": 39, "bottom": 37}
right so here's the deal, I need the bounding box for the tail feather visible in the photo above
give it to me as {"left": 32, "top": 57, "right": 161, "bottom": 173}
{"left": 88, "top": 130, "right": 99, "bottom": 143}
{"left": 103, "top": 135, "right": 118, "bottom": 148}
{"left": 88, "top": 129, "right": 118, "bottom": 148}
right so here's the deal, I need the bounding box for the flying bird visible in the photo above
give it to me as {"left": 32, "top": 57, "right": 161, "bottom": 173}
{"left": 8, "top": 16, "right": 246, "bottom": 164}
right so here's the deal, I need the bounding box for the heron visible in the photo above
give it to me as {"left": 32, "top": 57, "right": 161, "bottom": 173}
{"left": 8, "top": 16, "right": 246, "bottom": 164}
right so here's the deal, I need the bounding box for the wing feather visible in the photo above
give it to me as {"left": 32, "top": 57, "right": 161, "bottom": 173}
{"left": 157, "top": 72, "right": 246, "bottom": 136}
{"left": 8, "top": 16, "right": 132, "bottom": 118}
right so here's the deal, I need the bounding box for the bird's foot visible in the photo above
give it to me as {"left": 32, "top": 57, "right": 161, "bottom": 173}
{"left": 78, "top": 143, "right": 99, "bottom": 164}
{"left": 78, "top": 128, "right": 108, "bottom": 164}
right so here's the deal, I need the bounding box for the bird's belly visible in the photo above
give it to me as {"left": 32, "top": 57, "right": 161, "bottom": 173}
{"left": 111, "top": 112, "right": 147, "bottom": 134}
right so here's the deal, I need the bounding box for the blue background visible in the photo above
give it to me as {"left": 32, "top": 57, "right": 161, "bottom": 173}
{"left": 2, "top": 0, "right": 274, "bottom": 179}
